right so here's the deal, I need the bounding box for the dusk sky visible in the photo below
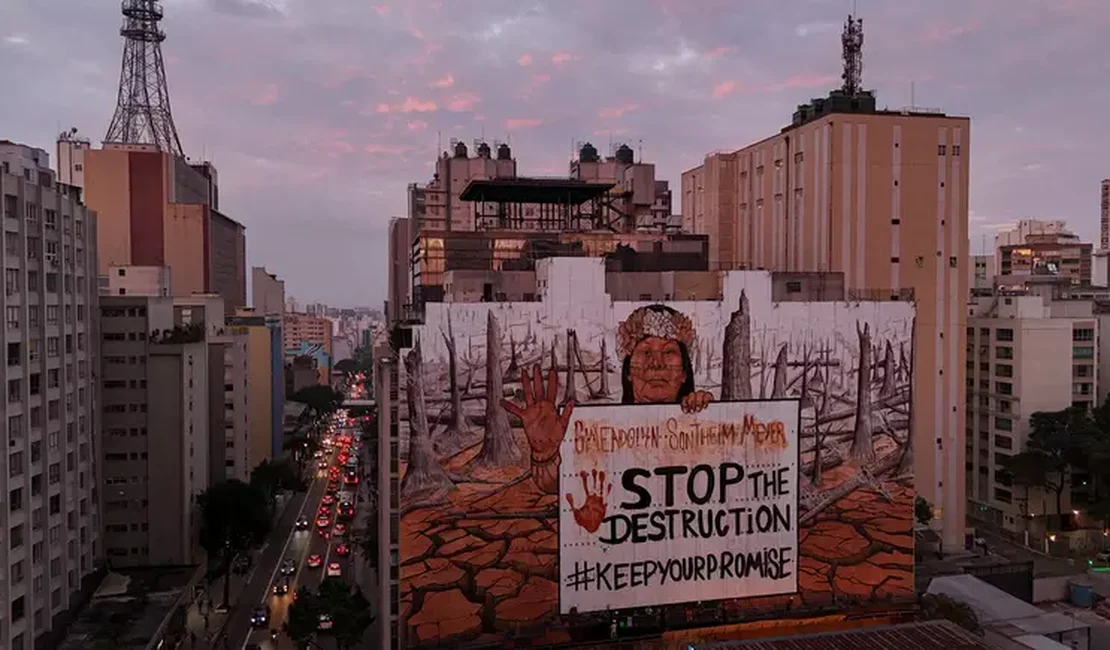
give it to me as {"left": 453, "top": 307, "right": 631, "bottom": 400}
{"left": 2, "top": 0, "right": 1108, "bottom": 307}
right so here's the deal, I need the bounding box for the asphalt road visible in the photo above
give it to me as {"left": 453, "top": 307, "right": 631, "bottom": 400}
{"left": 238, "top": 438, "right": 361, "bottom": 650}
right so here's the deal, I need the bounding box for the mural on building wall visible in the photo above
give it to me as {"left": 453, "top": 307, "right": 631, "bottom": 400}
{"left": 398, "top": 259, "right": 916, "bottom": 648}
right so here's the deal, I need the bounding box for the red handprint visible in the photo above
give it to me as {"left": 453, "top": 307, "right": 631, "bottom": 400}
{"left": 565, "top": 469, "right": 611, "bottom": 534}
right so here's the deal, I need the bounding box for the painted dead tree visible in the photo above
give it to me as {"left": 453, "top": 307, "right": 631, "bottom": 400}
{"left": 850, "top": 321, "right": 876, "bottom": 463}
{"left": 771, "top": 344, "right": 788, "bottom": 399}
{"left": 721, "top": 290, "right": 753, "bottom": 400}
{"left": 471, "top": 311, "right": 521, "bottom": 468}
{"left": 401, "top": 342, "right": 453, "bottom": 499}
{"left": 437, "top": 312, "right": 466, "bottom": 455}
{"left": 880, "top": 340, "right": 896, "bottom": 399}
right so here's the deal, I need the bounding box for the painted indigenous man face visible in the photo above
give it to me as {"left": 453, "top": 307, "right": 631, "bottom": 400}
{"left": 628, "top": 336, "right": 686, "bottom": 403}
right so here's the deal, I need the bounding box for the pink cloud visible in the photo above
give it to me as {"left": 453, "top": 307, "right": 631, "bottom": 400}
{"left": 506, "top": 118, "right": 543, "bottom": 130}
{"left": 764, "top": 74, "right": 837, "bottom": 91}
{"left": 376, "top": 97, "right": 438, "bottom": 113}
{"left": 704, "top": 46, "right": 729, "bottom": 59}
{"left": 920, "top": 20, "right": 980, "bottom": 44}
{"left": 517, "top": 73, "right": 550, "bottom": 99}
{"left": 407, "top": 120, "right": 428, "bottom": 131}
{"left": 431, "top": 73, "right": 454, "bottom": 88}
{"left": 320, "top": 65, "right": 373, "bottom": 89}
{"left": 445, "top": 92, "right": 480, "bottom": 112}
{"left": 372, "top": 4, "right": 390, "bottom": 15}
{"left": 712, "top": 80, "right": 738, "bottom": 98}
{"left": 364, "top": 143, "right": 412, "bottom": 155}
{"left": 598, "top": 104, "right": 639, "bottom": 118}
{"left": 551, "top": 52, "right": 578, "bottom": 67}
{"left": 518, "top": 53, "right": 533, "bottom": 66}
{"left": 250, "top": 83, "right": 280, "bottom": 106}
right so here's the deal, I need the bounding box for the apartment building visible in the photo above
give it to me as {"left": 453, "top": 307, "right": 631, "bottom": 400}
{"left": 969, "top": 254, "right": 996, "bottom": 294}
{"left": 222, "top": 331, "right": 250, "bottom": 482}
{"left": 0, "top": 141, "right": 101, "bottom": 650}
{"left": 99, "top": 295, "right": 228, "bottom": 566}
{"left": 386, "top": 218, "right": 411, "bottom": 325}
{"left": 997, "top": 231, "right": 1092, "bottom": 287}
{"left": 966, "top": 294, "right": 1098, "bottom": 533}
{"left": 681, "top": 94, "right": 970, "bottom": 551}
{"left": 283, "top": 312, "right": 332, "bottom": 384}
{"left": 229, "top": 309, "right": 284, "bottom": 466}
{"left": 250, "top": 266, "right": 284, "bottom": 316}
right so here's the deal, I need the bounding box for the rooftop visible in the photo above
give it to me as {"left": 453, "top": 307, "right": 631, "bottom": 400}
{"left": 58, "top": 567, "right": 195, "bottom": 650}
{"left": 459, "top": 177, "right": 614, "bottom": 204}
{"left": 705, "top": 620, "right": 991, "bottom": 649}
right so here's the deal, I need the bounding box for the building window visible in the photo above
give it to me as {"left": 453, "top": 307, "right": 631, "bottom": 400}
{"left": 996, "top": 346, "right": 1013, "bottom": 360}
{"left": 1074, "top": 328, "right": 1095, "bottom": 342}
{"left": 952, "top": 145, "right": 962, "bottom": 156}
{"left": 938, "top": 144, "right": 947, "bottom": 155}
{"left": 996, "top": 329, "right": 1014, "bottom": 342}
{"left": 1074, "top": 346, "right": 1095, "bottom": 360}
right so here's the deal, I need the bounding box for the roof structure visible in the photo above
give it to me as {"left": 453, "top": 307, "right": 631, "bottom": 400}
{"left": 705, "top": 620, "right": 991, "bottom": 650}
{"left": 458, "top": 177, "right": 614, "bottom": 204}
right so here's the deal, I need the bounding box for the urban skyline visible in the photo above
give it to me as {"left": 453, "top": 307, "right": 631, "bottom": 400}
{"left": 2, "top": 0, "right": 1107, "bottom": 306}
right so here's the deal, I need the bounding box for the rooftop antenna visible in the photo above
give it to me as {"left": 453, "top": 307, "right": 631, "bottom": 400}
{"left": 840, "top": 12, "right": 864, "bottom": 96}
{"left": 637, "top": 139, "right": 644, "bottom": 163}
{"left": 436, "top": 130, "right": 442, "bottom": 155}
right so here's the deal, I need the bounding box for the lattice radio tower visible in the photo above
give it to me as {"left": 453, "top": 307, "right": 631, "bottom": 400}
{"left": 840, "top": 14, "right": 864, "bottom": 96}
{"left": 104, "top": 0, "right": 184, "bottom": 158}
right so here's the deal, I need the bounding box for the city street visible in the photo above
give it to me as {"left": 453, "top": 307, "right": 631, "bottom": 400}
{"left": 237, "top": 432, "right": 363, "bottom": 650}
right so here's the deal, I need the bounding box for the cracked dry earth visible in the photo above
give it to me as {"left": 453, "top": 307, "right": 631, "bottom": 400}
{"left": 400, "top": 462, "right": 913, "bottom": 647}
{"left": 401, "top": 476, "right": 573, "bottom": 647}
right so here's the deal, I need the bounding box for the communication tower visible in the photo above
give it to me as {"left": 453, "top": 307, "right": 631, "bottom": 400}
{"left": 104, "top": 0, "right": 185, "bottom": 157}
{"left": 840, "top": 14, "right": 864, "bottom": 96}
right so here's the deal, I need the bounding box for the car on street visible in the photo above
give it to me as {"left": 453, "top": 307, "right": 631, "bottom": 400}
{"left": 306, "top": 554, "right": 323, "bottom": 568}
{"left": 316, "top": 516, "right": 330, "bottom": 529}
{"left": 326, "top": 562, "right": 342, "bottom": 578}
{"left": 273, "top": 581, "right": 289, "bottom": 596}
{"left": 317, "top": 460, "right": 328, "bottom": 470}
{"left": 335, "top": 543, "right": 350, "bottom": 557}
{"left": 294, "top": 516, "right": 310, "bottom": 530}
{"left": 250, "top": 606, "right": 269, "bottom": 627}
{"left": 332, "top": 523, "right": 346, "bottom": 536}
{"left": 322, "top": 494, "right": 334, "bottom": 506}
{"left": 280, "top": 559, "right": 295, "bottom": 576}
{"left": 318, "top": 613, "right": 334, "bottom": 630}
{"left": 327, "top": 483, "right": 339, "bottom": 495}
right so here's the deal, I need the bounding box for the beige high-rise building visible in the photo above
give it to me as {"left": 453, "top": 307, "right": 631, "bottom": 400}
{"left": 251, "top": 266, "right": 285, "bottom": 316}
{"left": 0, "top": 140, "right": 102, "bottom": 650}
{"left": 229, "top": 309, "right": 284, "bottom": 476}
{"left": 386, "top": 218, "right": 411, "bottom": 325}
{"left": 99, "top": 294, "right": 230, "bottom": 566}
{"left": 682, "top": 98, "right": 970, "bottom": 551}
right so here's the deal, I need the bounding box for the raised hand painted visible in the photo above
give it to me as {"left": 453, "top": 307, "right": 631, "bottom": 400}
{"left": 566, "top": 469, "right": 611, "bottom": 534}
{"left": 501, "top": 365, "right": 575, "bottom": 494}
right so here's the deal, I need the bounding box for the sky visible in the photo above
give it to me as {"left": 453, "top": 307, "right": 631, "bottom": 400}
{"left": 2, "top": 0, "right": 1109, "bottom": 307}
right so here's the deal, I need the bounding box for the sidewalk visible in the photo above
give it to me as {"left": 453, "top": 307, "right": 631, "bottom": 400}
{"left": 180, "top": 491, "right": 297, "bottom": 650}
